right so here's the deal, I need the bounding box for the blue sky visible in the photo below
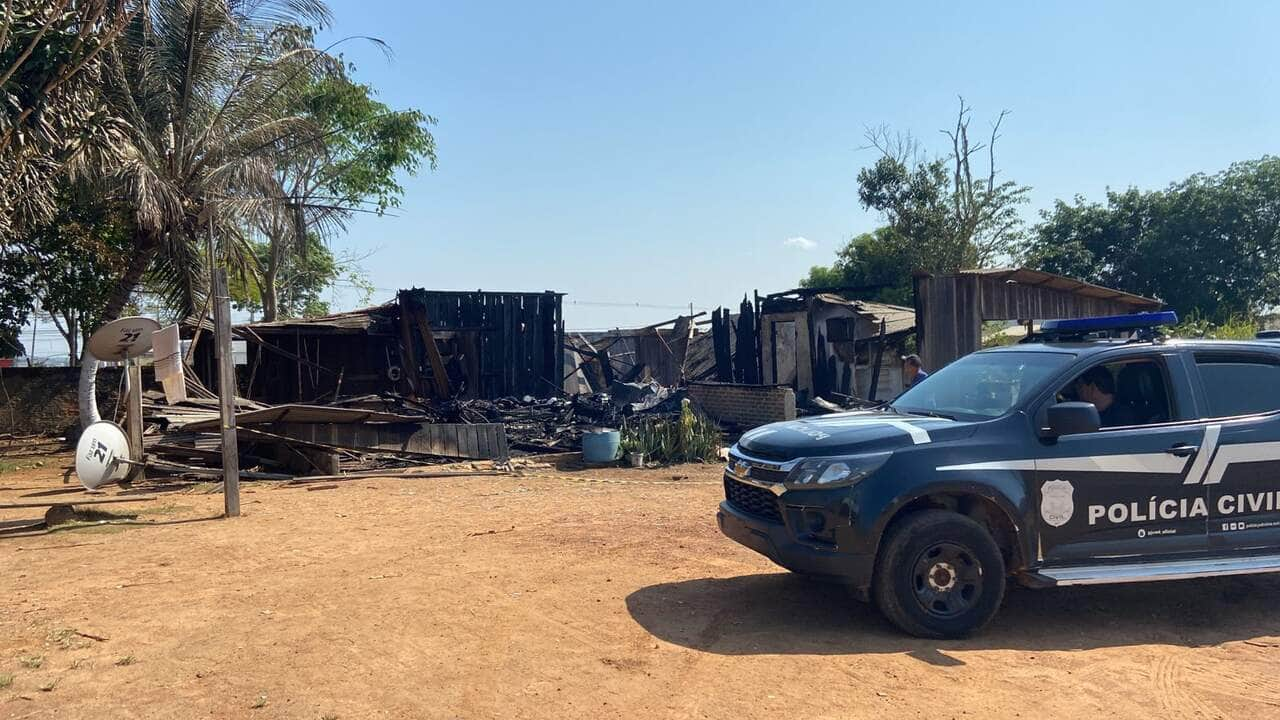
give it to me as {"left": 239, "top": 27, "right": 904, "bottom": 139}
{"left": 316, "top": 0, "right": 1279, "bottom": 330}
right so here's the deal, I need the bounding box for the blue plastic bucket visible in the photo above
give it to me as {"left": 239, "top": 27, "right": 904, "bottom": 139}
{"left": 582, "top": 429, "right": 621, "bottom": 463}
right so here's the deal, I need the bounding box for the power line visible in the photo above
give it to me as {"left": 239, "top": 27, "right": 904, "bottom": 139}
{"left": 567, "top": 300, "right": 712, "bottom": 311}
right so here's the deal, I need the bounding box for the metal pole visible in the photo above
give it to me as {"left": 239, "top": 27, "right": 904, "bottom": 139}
{"left": 125, "top": 358, "right": 144, "bottom": 482}
{"left": 212, "top": 268, "right": 240, "bottom": 517}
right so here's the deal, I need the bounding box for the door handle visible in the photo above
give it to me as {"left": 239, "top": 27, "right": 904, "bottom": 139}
{"left": 1166, "top": 444, "right": 1199, "bottom": 457}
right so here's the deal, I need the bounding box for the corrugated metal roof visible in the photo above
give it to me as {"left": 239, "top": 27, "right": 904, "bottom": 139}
{"left": 235, "top": 302, "right": 398, "bottom": 334}
{"left": 811, "top": 295, "right": 916, "bottom": 336}
{"left": 955, "top": 268, "right": 1160, "bottom": 307}
{"left": 180, "top": 404, "right": 424, "bottom": 432}
{"left": 854, "top": 301, "right": 917, "bottom": 335}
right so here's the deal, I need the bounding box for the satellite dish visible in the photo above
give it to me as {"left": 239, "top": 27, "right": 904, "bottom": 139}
{"left": 86, "top": 316, "right": 162, "bottom": 361}
{"left": 75, "top": 421, "right": 131, "bottom": 490}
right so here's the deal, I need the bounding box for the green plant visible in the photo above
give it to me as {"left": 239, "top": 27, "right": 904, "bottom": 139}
{"left": 619, "top": 400, "right": 722, "bottom": 465}
{"left": 0, "top": 673, "right": 12, "bottom": 689}
{"left": 1170, "top": 313, "right": 1259, "bottom": 340}
{"left": 981, "top": 321, "right": 1024, "bottom": 348}
{"left": 48, "top": 627, "right": 83, "bottom": 649}
{"left": 114, "top": 655, "right": 135, "bottom": 667}
{"left": 18, "top": 655, "right": 43, "bottom": 669}
{"left": 252, "top": 693, "right": 268, "bottom": 709}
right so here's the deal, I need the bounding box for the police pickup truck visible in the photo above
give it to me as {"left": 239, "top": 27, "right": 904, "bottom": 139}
{"left": 718, "top": 312, "right": 1280, "bottom": 638}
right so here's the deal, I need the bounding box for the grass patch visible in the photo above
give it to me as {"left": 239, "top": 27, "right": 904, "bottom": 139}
{"left": 321, "top": 715, "right": 338, "bottom": 720}
{"left": 251, "top": 693, "right": 268, "bottom": 709}
{"left": 0, "top": 460, "right": 25, "bottom": 474}
{"left": 0, "top": 673, "right": 12, "bottom": 689}
{"left": 69, "top": 658, "right": 91, "bottom": 670}
{"left": 48, "top": 627, "right": 85, "bottom": 650}
{"left": 114, "top": 655, "right": 136, "bottom": 667}
{"left": 18, "top": 655, "right": 43, "bottom": 669}
{"left": 134, "top": 504, "right": 190, "bottom": 516}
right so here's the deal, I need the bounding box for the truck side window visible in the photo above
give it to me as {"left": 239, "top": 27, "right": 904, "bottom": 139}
{"left": 1194, "top": 353, "right": 1280, "bottom": 418}
{"left": 1055, "top": 358, "right": 1173, "bottom": 428}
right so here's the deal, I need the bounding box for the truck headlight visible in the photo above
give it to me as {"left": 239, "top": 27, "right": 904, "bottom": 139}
{"left": 785, "top": 452, "right": 891, "bottom": 489}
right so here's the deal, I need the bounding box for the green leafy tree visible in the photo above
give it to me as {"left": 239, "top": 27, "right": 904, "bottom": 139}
{"left": 1024, "top": 157, "right": 1280, "bottom": 321}
{"left": 0, "top": 1, "right": 133, "bottom": 243}
{"left": 801, "top": 227, "right": 915, "bottom": 305}
{"left": 256, "top": 57, "right": 436, "bottom": 321}
{"left": 72, "top": 0, "right": 337, "bottom": 425}
{"left": 0, "top": 249, "right": 35, "bottom": 357}
{"left": 859, "top": 99, "right": 1029, "bottom": 269}
{"left": 8, "top": 184, "right": 133, "bottom": 363}
{"left": 230, "top": 234, "right": 374, "bottom": 320}
{"left": 806, "top": 99, "right": 1029, "bottom": 302}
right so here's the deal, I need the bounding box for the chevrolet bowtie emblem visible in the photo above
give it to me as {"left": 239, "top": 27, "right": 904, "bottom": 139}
{"left": 733, "top": 460, "right": 751, "bottom": 477}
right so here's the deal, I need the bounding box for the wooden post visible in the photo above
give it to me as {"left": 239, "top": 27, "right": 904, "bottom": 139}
{"left": 125, "top": 360, "right": 144, "bottom": 482}
{"left": 410, "top": 301, "right": 452, "bottom": 399}
{"left": 213, "top": 268, "right": 240, "bottom": 517}
{"left": 868, "top": 319, "right": 887, "bottom": 401}
{"left": 396, "top": 295, "right": 420, "bottom": 398}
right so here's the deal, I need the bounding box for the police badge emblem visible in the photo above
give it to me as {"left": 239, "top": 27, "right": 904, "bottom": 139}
{"left": 1040, "top": 480, "right": 1074, "bottom": 527}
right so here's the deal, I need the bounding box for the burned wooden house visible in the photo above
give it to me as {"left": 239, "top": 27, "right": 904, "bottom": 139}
{"left": 192, "top": 289, "right": 564, "bottom": 403}
{"left": 754, "top": 288, "right": 916, "bottom": 404}
{"left": 702, "top": 268, "right": 1158, "bottom": 407}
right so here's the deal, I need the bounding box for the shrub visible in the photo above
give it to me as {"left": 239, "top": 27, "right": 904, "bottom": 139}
{"left": 1169, "top": 313, "right": 1258, "bottom": 340}
{"left": 619, "top": 400, "right": 722, "bottom": 464}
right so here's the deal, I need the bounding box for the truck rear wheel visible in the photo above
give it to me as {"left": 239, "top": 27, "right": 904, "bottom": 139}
{"left": 873, "top": 510, "right": 1005, "bottom": 638}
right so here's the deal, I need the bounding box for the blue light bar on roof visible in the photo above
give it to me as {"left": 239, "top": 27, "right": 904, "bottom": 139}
{"left": 1041, "top": 311, "right": 1178, "bottom": 333}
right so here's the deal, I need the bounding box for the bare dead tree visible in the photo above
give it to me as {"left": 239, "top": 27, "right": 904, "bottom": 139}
{"left": 940, "top": 97, "right": 1028, "bottom": 267}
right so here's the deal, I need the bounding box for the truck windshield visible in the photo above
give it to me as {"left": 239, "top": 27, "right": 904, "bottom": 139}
{"left": 891, "top": 351, "right": 1074, "bottom": 420}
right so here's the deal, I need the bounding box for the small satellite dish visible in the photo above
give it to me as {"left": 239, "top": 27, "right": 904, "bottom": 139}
{"left": 75, "top": 421, "right": 131, "bottom": 490}
{"left": 86, "top": 316, "right": 162, "bottom": 361}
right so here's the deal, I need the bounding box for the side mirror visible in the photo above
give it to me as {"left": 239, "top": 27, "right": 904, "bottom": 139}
{"left": 1042, "top": 401, "right": 1101, "bottom": 439}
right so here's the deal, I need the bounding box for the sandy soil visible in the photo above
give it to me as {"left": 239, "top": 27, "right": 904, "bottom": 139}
{"left": 2, "top": 454, "right": 1279, "bottom": 719}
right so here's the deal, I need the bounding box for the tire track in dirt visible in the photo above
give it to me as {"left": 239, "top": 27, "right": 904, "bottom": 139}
{"left": 1152, "top": 654, "right": 1219, "bottom": 718}
{"left": 1193, "top": 643, "right": 1280, "bottom": 709}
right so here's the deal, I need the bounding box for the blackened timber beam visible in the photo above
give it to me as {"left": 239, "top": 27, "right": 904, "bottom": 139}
{"left": 269, "top": 422, "right": 509, "bottom": 462}
{"left": 397, "top": 303, "right": 421, "bottom": 397}
{"left": 410, "top": 303, "right": 452, "bottom": 399}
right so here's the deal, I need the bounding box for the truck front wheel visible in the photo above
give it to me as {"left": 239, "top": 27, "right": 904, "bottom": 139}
{"left": 872, "top": 510, "right": 1006, "bottom": 638}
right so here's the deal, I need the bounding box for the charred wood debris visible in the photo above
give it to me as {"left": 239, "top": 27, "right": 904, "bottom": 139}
{"left": 138, "top": 308, "right": 714, "bottom": 482}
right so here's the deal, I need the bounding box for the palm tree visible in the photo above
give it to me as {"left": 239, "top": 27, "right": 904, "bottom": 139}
{"left": 79, "top": 0, "right": 336, "bottom": 424}
{"left": 0, "top": 1, "right": 133, "bottom": 243}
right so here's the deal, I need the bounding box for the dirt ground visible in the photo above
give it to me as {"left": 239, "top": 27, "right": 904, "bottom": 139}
{"left": 2, "top": 454, "right": 1279, "bottom": 719}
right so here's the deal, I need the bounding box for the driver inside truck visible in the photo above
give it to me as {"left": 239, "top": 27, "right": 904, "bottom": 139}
{"left": 1072, "top": 366, "right": 1140, "bottom": 428}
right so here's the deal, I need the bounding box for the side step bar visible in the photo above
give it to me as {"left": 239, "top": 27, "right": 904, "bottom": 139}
{"left": 1028, "top": 553, "right": 1280, "bottom": 587}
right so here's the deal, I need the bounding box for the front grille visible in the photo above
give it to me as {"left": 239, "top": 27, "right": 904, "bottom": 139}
{"left": 727, "top": 455, "right": 790, "bottom": 484}
{"left": 744, "top": 466, "right": 789, "bottom": 483}
{"left": 724, "top": 476, "right": 783, "bottom": 524}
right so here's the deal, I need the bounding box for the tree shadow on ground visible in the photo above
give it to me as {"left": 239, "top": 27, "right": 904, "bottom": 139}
{"left": 0, "top": 511, "right": 225, "bottom": 539}
{"left": 626, "top": 572, "right": 1280, "bottom": 660}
